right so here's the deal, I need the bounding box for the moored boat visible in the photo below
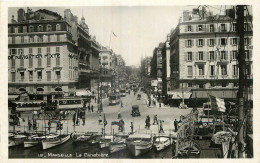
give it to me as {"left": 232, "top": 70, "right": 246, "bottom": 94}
{"left": 99, "top": 135, "right": 113, "bottom": 148}
{"left": 42, "top": 134, "right": 70, "bottom": 150}
{"left": 153, "top": 136, "right": 171, "bottom": 151}
{"left": 24, "top": 134, "right": 45, "bottom": 148}
{"left": 9, "top": 134, "right": 27, "bottom": 147}
{"left": 71, "top": 132, "right": 92, "bottom": 143}
{"left": 109, "top": 138, "right": 127, "bottom": 153}
{"left": 126, "top": 134, "right": 153, "bottom": 157}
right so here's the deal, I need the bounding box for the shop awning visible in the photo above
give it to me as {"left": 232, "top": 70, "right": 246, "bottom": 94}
{"left": 191, "top": 89, "right": 238, "bottom": 99}
{"left": 75, "top": 89, "right": 92, "bottom": 96}
{"left": 8, "top": 95, "right": 19, "bottom": 100}
{"left": 168, "top": 91, "right": 192, "bottom": 99}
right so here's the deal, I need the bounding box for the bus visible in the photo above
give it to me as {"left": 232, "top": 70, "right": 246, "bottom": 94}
{"left": 109, "top": 93, "right": 121, "bottom": 105}
{"left": 120, "top": 89, "right": 126, "bottom": 97}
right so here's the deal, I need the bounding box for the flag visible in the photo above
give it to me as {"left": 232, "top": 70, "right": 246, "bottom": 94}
{"left": 111, "top": 121, "right": 119, "bottom": 126}
{"left": 103, "top": 114, "right": 107, "bottom": 126}
{"left": 209, "top": 95, "right": 226, "bottom": 112}
{"left": 112, "top": 32, "right": 117, "bottom": 37}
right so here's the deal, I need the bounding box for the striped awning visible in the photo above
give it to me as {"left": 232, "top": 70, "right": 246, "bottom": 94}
{"left": 191, "top": 89, "right": 238, "bottom": 99}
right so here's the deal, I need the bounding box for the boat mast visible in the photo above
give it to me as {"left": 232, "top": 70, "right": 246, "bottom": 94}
{"left": 237, "top": 5, "right": 246, "bottom": 158}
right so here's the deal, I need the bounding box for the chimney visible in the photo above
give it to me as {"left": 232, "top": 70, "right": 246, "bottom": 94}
{"left": 64, "top": 9, "right": 71, "bottom": 22}
{"left": 11, "top": 15, "right": 16, "bottom": 23}
{"left": 182, "top": 10, "right": 190, "bottom": 22}
{"left": 17, "top": 8, "right": 25, "bottom": 22}
{"left": 225, "top": 9, "right": 235, "bottom": 19}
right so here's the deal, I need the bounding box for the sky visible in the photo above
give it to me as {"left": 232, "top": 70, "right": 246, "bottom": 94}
{"left": 8, "top": 6, "right": 237, "bottom": 66}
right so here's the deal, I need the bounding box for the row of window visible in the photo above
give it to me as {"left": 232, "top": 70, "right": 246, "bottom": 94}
{"left": 10, "top": 71, "right": 61, "bottom": 82}
{"left": 187, "top": 64, "right": 251, "bottom": 76}
{"left": 10, "top": 57, "right": 60, "bottom": 68}
{"left": 185, "top": 50, "right": 251, "bottom": 61}
{"left": 185, "top": 37, "right": 251, "bottom": 47}
{"left": 185, "top": 23, "right": 251, "bottom": 33}
{"left": 186, "top": 82, "right": 238, "bottom": 89}
{"left": 9, "top": 24, "right": 63, "bottom": 33}
{"left": 10, "top": 47, "right": 60, "bottom": 55}
{"left": 10, "top": 34, "right": 65, "bottom": 44}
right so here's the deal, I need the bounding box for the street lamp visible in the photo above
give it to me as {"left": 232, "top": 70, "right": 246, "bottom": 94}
{"left": 98, "top": 59, "right": 104, "bottom": 113}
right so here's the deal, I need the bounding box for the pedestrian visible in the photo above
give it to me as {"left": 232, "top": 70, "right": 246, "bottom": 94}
{"left": 48, "top": 120, "right": 51, "bottom": 131}
{"left": 28, "top": 120, "right": 32, "bottom": 131}
{"left": 153, "top": 115, "right": 158, "bottom": 125}
{"left": 159, "top": 120, "right": 164, "bottom": 133}
{"left": 118, "top": 111, "right": 122, "bottom": 119}
{"left": 82, "top": 111, "right": 85, "bottom": 126}
{"left": 147, "top": 120, "right": 151, "bottom": 129}
{"left": 130, "top": 122, "right": 134, "bottom": 134}
{"left": 99, "top": 114, "right": 102, "bottom": 125}
{"left": 149, "top": 100, "right": 151, "bottom": 107}
{"left": 95, "top": 97, "right": 97, "bottom": 103}
{"left": 145, "top": 117, "right": 148, "bottom": 128}
{"left": 91, "top": 104, "right": 94, "bottom": 112}
{"left": 147, "top": 115, "right": 150, "bottom": 123}
{"left": 73, "top": 113, "right": 76, "bottom": 126}
{"left": 88, "top": 103, "right": 91, "bottom": 112}
{"left": 33, "top": 119, "right": 37, "bottom": 130}
{"left": 121, "top": 101, "right": 123, "bottom": 108}
{"left": 121, "top": 119, "right": 125, "bottom": 132}
{"left": 174, "top": 119, "right": 178, "bottom": 132}
{"left": 76, "top": 117, "right": 80, "bottom": 126}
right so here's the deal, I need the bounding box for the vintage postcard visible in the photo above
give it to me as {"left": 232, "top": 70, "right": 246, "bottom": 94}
{"left": 0, "top": 0, "right": 259, "bottom": 162}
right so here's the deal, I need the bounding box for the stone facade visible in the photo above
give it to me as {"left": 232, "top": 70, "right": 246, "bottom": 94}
{"left": 170, "top": 9, "right": 253, "bottom": 91}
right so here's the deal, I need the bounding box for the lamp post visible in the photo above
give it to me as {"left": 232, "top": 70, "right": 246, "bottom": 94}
{"left": 98, "top": 59, "right": 103, "bottom": 113}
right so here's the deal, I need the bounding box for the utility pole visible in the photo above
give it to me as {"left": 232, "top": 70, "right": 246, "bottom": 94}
{"left": 237, "top": 5, "right": 246, "bottom": 158}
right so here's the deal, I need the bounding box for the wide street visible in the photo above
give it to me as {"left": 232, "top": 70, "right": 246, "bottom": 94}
{"left": 12, "top": 90, "right": 192, "bottom": 136}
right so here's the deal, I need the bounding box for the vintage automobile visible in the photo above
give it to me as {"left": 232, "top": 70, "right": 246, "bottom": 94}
{"left": 131, "top": 105, "right": 140, "bottom": 117}
{"left": 137, "top": 94, "right": 141, "bottom": 100}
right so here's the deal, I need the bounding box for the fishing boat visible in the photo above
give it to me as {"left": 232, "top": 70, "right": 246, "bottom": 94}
{"left": 42, "top": 134, "right": 70, "bottom": 150}
{"left": 153, "top": 136, "right": 171, "bottom": 151}
{"left": 126, "top": 134, "right": 153, "bottom": 157}
{"left": 99, "top": 135, "right": 113, "bottom": 148}
{"left": 24, "top": 134, "right": 45, "bottom": 148}
{"left": 71, "top": 132, "right": 92, "bottom": 143}
{"left": 109, "top": 138, "right": 127, "bottom": 153}
{"left": 9, "top": 133, "right": 27, "bottom": 147}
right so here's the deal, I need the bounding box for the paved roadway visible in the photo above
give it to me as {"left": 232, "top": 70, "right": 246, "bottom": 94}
{"left": 11, "top": 90, "right": 192, "bottom": 136}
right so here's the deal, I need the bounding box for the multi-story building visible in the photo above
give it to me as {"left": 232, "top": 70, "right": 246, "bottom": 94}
{"left": 8, "top": 8, "right": 78, "bottom": 97}
{"left": 141, "top": 56, "right": 152, "bottom": 77}
{"left": 64, "top": 9, "right": 101, "bottom": 91}
{"left": 169, "top": 8, "right": 253, "bottom": 92}
{"left": 112, "top": 54, "right": 126, "bottom": 89}
{"left": 99, "top": 46, "right": 114, "bottom": 89}
{"left": 162, "top": 34, "right": 171, "bottom": 95}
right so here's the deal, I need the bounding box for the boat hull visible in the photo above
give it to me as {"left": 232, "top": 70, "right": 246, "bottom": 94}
{"left": 42, "top": 135, "right": 70, "bottom": 150}
{"left": 100, "top": 142, "right": 110, "bottom": 148}
{"left": 109, "top": 143, "right": 127, "bottom": 153}
{"left": 154, "top": 140, "right": 171, "bottom": 151}
{"left": 9, "top": 139, "right": 24, "bottom": 147}
{"left": 24, "top": 140, "right": 41, "bottom": 148}
{"left": 128, "top": 142, "right": 153, "bottom": 157}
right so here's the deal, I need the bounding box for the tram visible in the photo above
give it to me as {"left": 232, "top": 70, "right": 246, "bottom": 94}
{"left": 109, "top": 93, "right": 121, "bottom": 105}
{"left": 55, "top": 97, "right": 84, "bottom": 110}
